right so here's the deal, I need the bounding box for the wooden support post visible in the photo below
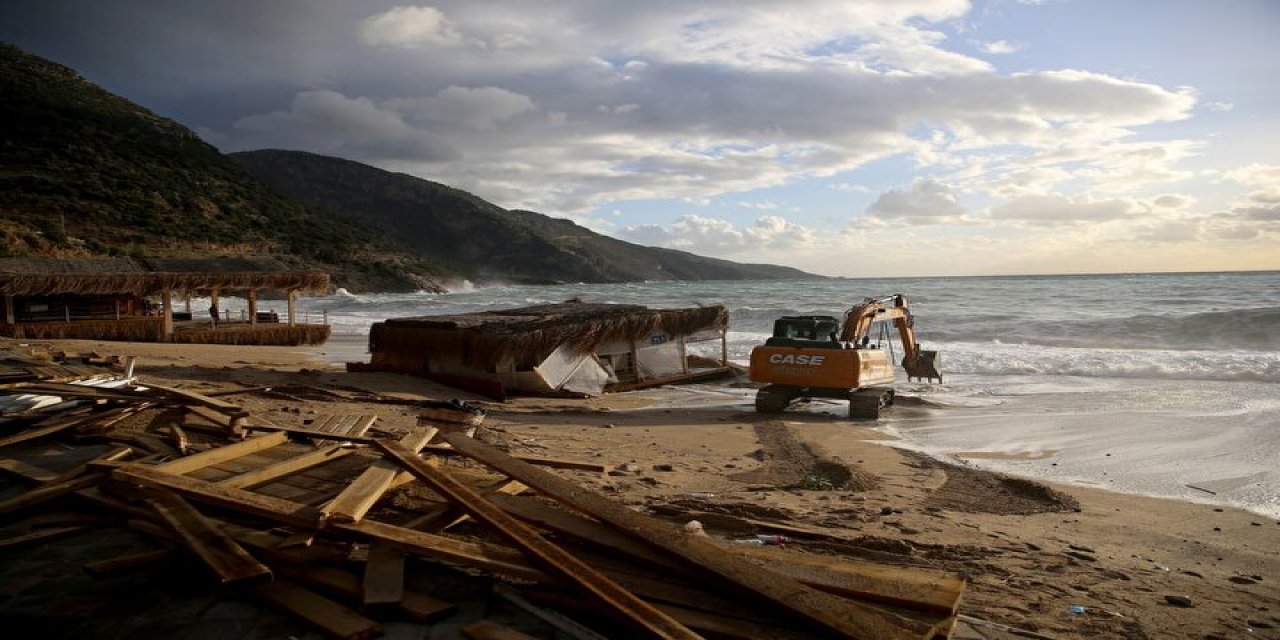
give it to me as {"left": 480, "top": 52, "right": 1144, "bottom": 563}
{"left": 247, "top": 289, "right": 258, "bottom": 326}
{"left": 375, "top": 439, "right": 700, "bottom": 640}
{"left": 287, "top": 288, "right": 298, "bottom": 326}
{"left": 3, "top": 294, "right": 13, "bottom": 325}
{"left": 161, "top": 289, "right": 173, "bottom": 338}
{"left": 438, "top": 432, "right": 932, "bottom": 640}
{"left": 115, "top": 299, "right": 120, "bottom": 321}
{"left": 321, "top": 427, "right": 436, "bottom": 524}
{"left": 141, "top": 487, "right": 272, "bottom": 584}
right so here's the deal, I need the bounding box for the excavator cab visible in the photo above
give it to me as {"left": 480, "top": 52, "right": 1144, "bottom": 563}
{"left": 765, "top": 315, "right": 842, "bottom": 347}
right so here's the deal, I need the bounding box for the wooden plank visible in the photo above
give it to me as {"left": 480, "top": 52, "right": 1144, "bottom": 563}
{"left": 111, "top": 464, "right": 324, "bottom": 529}
{"left": 218, "top": 444, "right": 355, "bottom": 490}
{"left": 439, "top": 431, "right": 932, "bottom": 640}
{"left": 405, "top": 479, "right": 528, "bottom": 532}
{"left": 376, "top": 438, "right": 700, "bottom": 640}
{"left": 321, "top": 427, "right": 437, "bottom": 524}
{"left": 494, "top": 583, "right": 611, "bottom": 640}
{"left": 0, "top": 525, "right": 92, "bottom": 551}
{"left": 362, "top": 543, "right": 406, "bottom": 607}
{"left": 462, "top": 620, "right": 539, "bottom": 640}
{"left": 420, "top": 444, "right": 606, "bottom": 472}
{"left": 141, "top": 487, "right": 272, "bottom": 584}
{"left": 332, "top": 519, "right": 551, "bottom": 584}
{"left": 84, "top": 548, "right": 177, "bottom": 577}
{"left": 0, "top": 473, "right": 103, "bottom": 515}
{"left": 347, "top": 415, "right": 377, "bottom": 437}
{"left": 245, "top": 579, "right": 382, "bottom": 640}
{"left": 151, "top": 431, "right": 288, "bottom": 475}
{"left": 492, "top": 494, "right": 964, "bottom": 616}
{"left": 309, "top": 415, "right": 339, "bottom": 432}
{"left": 0, "top": 458, "right": 58, "bottom": 483}
{"left": 0, "top": 409, "right": 118, "bottom": 449}
{"left": 141, "top": 381, "right": 250, "bottom": 416}
{"left": 243, "top": 423, "right": 379, "bottom": 443}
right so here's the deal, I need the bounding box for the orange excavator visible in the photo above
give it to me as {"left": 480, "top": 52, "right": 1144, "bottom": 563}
{"left": 748, "top": 294, "right": 942, "bottom": 419}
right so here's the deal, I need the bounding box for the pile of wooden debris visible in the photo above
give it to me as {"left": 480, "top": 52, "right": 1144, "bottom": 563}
{"left": 0, "top": 351, "right": 967, "bottom": 640}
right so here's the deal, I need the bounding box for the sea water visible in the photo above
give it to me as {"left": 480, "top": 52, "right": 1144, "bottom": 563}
{"left": 295, "top": 271, "right": 1280, "bottom": 518}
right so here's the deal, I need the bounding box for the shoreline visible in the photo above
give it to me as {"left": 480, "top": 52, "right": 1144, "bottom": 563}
{"left": 6, "top": 336, "right": 1277, "bottom": 638}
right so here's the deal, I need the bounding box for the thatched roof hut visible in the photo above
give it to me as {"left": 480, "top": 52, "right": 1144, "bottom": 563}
{"left": 0, "top": 256, "right": 329, "bottom": 296}
{"left": 364, "top": 301, "right": 730, "bottom": 398}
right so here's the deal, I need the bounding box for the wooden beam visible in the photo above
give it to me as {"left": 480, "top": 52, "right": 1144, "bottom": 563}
{"left": 405, "top": 478, "right": 527, "bottom": 532}
{"left": 362, "top": 543, "right": 406, "bottom": 607}
{"left": 245, "top": 579, "right": 382, "bottom": 640}
{"left": 162, "top": 289, "right": 173, "bottom": 337}
{"left": 84, "top": 548, "right": 177, "bottom": 578}
{"left": 331, "top": 519, "right": 551, "bottom": 584}
{"left": 375, "top": 438, "right": 700, "bottom": 640}
{"left": 420, "top": 444, "right": 607, "bottom": 472}
{"left": 111, "top": 464, "right": 324, "bottom": 529}
{"left": 462, "top": 620, "right": 540, "bottom": 640}
{"left": 0, "top": 458, "right": 58, "bottom": 483}
{"left": 0, "top": 525, "right": 92, "bottom": 551}
{"left": 492, "top": 495, "right": 964, "bottom": 616}
{"left": 438, "top": 431, "right": 932, "bottom": 640}
{"left": 0, "top": 473, "right": 103, "bottom": 516}
{"left": 141, "top": 487, "right": 272, "bottom": 584}
{"left": 0, "top": 409, "right": 123, "bottom": 450}
{"left": 242, "top": 423, "right": 378, "bottom": 444}
{"left": 151, "top": 431, "right": 288, "bottom": 476}
{"left": 219, "top": 444, "right": 354, "bottom": 490}
{"left": 321, "top": 427, "right": 436, "bottom": 524}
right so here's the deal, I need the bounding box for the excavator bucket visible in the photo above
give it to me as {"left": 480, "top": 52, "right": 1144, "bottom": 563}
{"left": 902, "top": 350, "right": 942, "bottom": 383}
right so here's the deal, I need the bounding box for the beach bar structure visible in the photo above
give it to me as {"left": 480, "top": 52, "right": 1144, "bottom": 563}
{"left": 358, "top": 301, "right": 731, "bottom": 398}
{"left": 0, "top": 256, "right": 331, "bottom": 345}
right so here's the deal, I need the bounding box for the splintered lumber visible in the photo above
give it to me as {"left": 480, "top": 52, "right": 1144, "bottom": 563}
{"left": 332, "top": 519, "right": 551, "bottom": 584}
{"left": 111, "top": 464, "right": 324, "bottom": 529}
{"left": 151, "top": 431, "right": 289, "bottom": 475}
{"left": 491, "top": 494, "right": 964, "bottom": 616}
{"left": 322, "top": 427, "right": 437, "bottom": 524}
{"left": 421, "top": 444, "right": 607, "bottom": 472}
{"left": 463, "top": 620, "right": 540, "bottom": 640}
{"left": 376, "top": 438, "right": 700, "bottom": 640}
{"left": 218, "top": 444, "right": 355, "bottom": 490}
{"left": 141, "top": 487, "right": 272, "bottom": 584}
{"left": 439, "top": 431, "right": 933, "bottom": 640}
{"left": 242, "top": 423, "right": 378, "bottom": 443}
{"left": 362, "top": 543, "right": 406, "bottom": 606}
{"left": 245, "top": 579, "right": 382, "bottom": 640}
{"left": 142, "top": 381, "right": 250, "bottom": 417}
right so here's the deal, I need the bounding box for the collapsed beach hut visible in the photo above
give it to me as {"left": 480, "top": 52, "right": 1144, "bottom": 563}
{"left": 0, "top": 256, "right": 330, "bottom": 345}
{"left": 359, "top": 302, "right": 730, "bottom": 398}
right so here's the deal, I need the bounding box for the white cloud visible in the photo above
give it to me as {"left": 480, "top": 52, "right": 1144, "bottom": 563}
{"left": 229, "top": 90, "right": 458, "bottom": 162}
{"left": 385, "top": 86, "right": 536, "bottom": 130}
{"left": 358, "top": 6, "right": 461, "bottom": 48}
{"left": 988, "top": 194, "right": 1132, "bottom": 225}
{"left": 977, "top": 40, "right": 1018, "bottom": 55}
{"left": 866, "top": 179, "right": 969, "bottom": 224}
{"left": 620, "top": 214, "right": 820, "bottom": 255}
{"left": 1221, "top": 163, "right": 1280, "bottom": 187}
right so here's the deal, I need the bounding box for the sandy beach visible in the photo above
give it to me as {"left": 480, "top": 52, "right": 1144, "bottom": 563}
{"left": 3, "top": 335, "right": 1278, "bottom": 639}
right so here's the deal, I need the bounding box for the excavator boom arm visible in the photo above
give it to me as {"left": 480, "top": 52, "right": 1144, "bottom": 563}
{"left": 838, "top": 295, "right": 941, "bottom": 382}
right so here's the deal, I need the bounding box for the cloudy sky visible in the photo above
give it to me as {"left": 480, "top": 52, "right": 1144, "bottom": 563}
{"left": 4, "top": 0, "right": 1278, "bottom": 276}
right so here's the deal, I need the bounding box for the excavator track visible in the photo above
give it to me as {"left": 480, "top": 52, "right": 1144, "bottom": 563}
{"left": 848, "top": 387, "right": 893, "bottom": 420}
{"left": 755, "top": 385, "right": 795, "bottom": 413}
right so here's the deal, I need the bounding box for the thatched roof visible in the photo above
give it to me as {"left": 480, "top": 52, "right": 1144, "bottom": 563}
{"left": 0, "top": 257, "right": 330, "bottom": 296}
{"left": 372, "top": 302, "right": 728, "bottom": 369}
